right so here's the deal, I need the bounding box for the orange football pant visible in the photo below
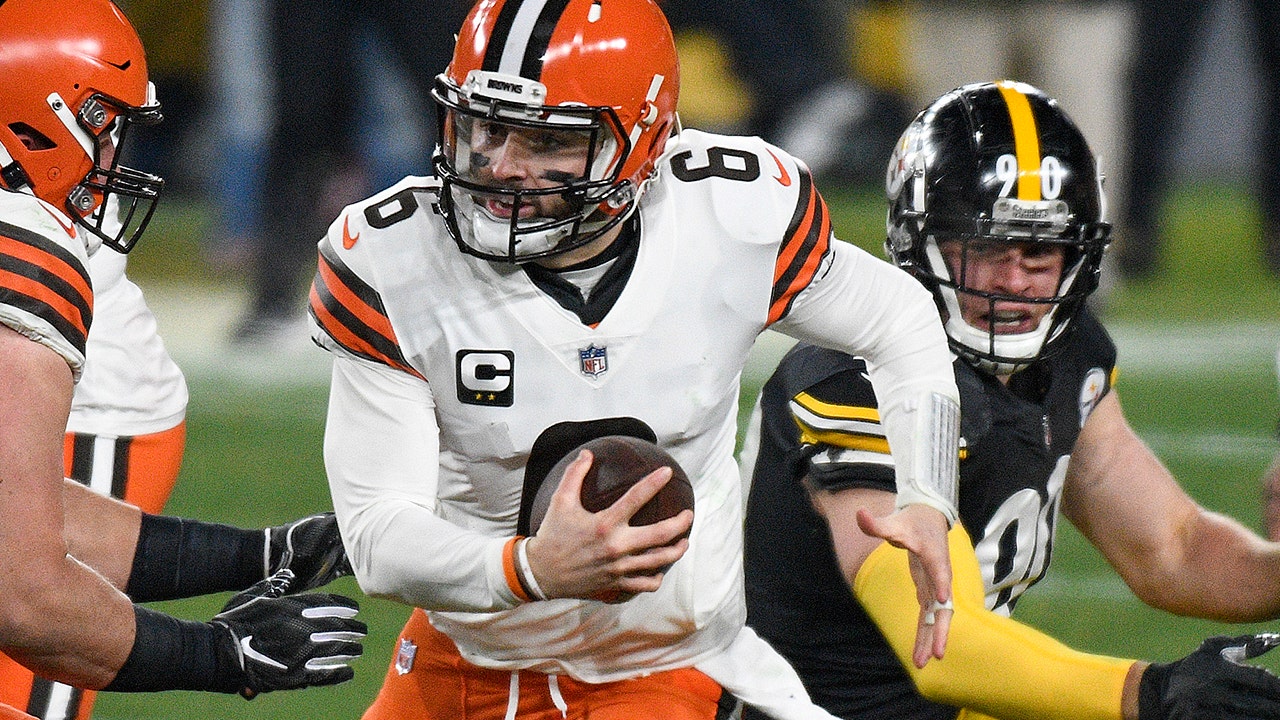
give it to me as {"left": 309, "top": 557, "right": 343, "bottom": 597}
{"left": 364, "top": 609, "right": 727, "bottom": 720}
{"left": 0, "top": 423, "right": 186, "bottom": 720}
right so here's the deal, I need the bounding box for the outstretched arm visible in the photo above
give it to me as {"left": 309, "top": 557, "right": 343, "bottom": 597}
{"left": 1064, "top": 391, "right": 1280, "bottom": 621}
{"left": 775, "top": 240, "right": 961, "bottom": 658}
{"left": 0, "top": 324, "right": 136, "bottom": 687}
{"left": 819, "top": 483, "right": 1280, "bottom": 720}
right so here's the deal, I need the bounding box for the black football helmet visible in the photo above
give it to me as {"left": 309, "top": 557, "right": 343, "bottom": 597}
{"left": 884, "top": 80, "right": 1111, "bottom": 375}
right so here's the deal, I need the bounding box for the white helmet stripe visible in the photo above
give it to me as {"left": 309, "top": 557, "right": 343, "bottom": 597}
{"left": 498, "top": 0, "right": 551, "bottom": 76}
{"left": 47, "top": 92, "right": 96, "bottom": 158}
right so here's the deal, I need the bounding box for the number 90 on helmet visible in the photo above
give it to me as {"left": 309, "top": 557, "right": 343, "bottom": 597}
{"left": 431, "top": 0, "right": 680, "bottom": 263}
{"left": 885, "top": 80, "right": 1111, "bottom": 375}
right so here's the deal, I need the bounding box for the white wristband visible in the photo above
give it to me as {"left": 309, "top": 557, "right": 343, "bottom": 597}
{"left": 516, "top": 537, "right": 548, "bottom": 601}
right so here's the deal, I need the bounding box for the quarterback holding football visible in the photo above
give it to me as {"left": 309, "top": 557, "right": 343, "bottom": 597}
{"left": 310, "top": 0, "right": 966, "bottom": 717}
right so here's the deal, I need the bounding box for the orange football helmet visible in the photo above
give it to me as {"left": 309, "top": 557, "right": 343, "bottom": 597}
{"left": 0, "top": 0, "right": 163, "bottom": 253}
{"left": 432, "top": 0, "right": 680, "bottom": 262}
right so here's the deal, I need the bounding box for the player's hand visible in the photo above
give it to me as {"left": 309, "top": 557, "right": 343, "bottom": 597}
{"left": 1138, "top": 633, "right": 1280, "bottom": 720}
{"left": 526, "top": 450, "right": 692, "bottom": 602}
{"left": 266, "top": 512, "right": 353, "bottom": 592}
{"left": 211, "top": 569, "right": 366, "bottom": 699}
{"left": 856, "top": 503, "right": 952, "bottom": 668}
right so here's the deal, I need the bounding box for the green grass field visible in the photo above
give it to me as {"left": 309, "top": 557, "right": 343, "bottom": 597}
{"left": 90, "top": 182, "right": 1280, "bottom": 718}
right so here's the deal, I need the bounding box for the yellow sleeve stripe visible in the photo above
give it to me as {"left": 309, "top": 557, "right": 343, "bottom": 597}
{"left": 793, "top": 391, "right": 881, "bottom": 422}
{"left": 853, "top": 525, "right": 1132, "bottom": 720}
{"left": 795, "top": 422, "right": 892, "bottom": 454}
{"left": 791, "top": 392, "right": 889, "bottom": 452}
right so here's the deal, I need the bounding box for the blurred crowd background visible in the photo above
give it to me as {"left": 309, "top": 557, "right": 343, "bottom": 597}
{"left": 115, "top": 0, "right": 1280, "bottom": 349}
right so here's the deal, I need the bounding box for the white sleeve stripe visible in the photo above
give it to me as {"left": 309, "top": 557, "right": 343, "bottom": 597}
{"left": 810, "top": 447, "right": 895, "bottom": 468}
{"left": 789, "top": 399, "right": 883, "bottom": 439}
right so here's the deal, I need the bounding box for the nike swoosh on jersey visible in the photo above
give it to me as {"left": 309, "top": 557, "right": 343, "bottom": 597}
{"left": 310, "top": 241, "right": 424, "bottom": 379}
{"left": 342, "top": 216, "right": 359, "bottom": 249}
{"left": 39, "top": 205, "right": 77, "bottom": 238}
{"left": 766, "top": 149, "right": 792, "bottom": 187}
{"left": 768, "top": 166, "right": 829, "bottom": 325}
{"left": 0, "top": 220, "right": 93, "bottom": 354}
{"left": 239, "top": 636, "right": 288, "bottom": 670}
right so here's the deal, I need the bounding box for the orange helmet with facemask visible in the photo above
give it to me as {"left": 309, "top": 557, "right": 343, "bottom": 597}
{"left": 0, "top": 0, "right": 163, "bottom": 253}
{"left": 432, "top": 0, "right": 680, "bottom": 262}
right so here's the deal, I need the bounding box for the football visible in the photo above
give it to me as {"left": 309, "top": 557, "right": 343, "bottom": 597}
{"left": 527, "top": 435, "right": 694, "bottom": 537}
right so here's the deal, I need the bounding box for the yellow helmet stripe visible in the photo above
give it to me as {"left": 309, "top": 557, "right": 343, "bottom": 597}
{"left": 996, "top": 81, "right": 1041, "bottom": 201}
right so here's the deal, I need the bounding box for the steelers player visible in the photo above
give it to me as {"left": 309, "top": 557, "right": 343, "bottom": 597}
{"left": 307, "top": 0, "right": 970, "bottom": 717}
{"left": 742, "top": 80, "right": 1280, "bottom": 720}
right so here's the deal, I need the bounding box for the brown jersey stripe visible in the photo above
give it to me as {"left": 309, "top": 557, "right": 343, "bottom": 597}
{"left": 0, "top": 224, "right": 92, "bottom": 347}
{"left": 310, "top": 253, "right": 424, "bottom": 379}
{"left": 315, "top": 253, "right": 399, "bottom": 341}
{"left": 309, "top": 284, "right": 425, "bottom": 380}
{"left": 0, "top": 222, "right": 92, "bottom": 306}
{"left": 768, "top": 169, "right": 831, "bottom": 324}
{"left": 0, "top": 267, "right": 90, "bottom": 354}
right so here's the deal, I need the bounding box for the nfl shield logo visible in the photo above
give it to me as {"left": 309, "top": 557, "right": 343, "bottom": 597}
{"left": 579, "top": 345, "right": 608, "bottom": 377}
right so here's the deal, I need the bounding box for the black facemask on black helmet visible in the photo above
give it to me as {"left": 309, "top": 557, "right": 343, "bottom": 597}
{"left": 884, "top": 80, "right": 1111, "bottom": 375}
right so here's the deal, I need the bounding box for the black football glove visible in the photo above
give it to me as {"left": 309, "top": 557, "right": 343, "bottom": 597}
{"left": 1139, "top": 633, "right": 1280, "bottom": 720}
{"left": 211, "top": 569, "right": 366, "bottom": 699}
{"left": 266, "top": 512, "right": 353, "bottom": 592}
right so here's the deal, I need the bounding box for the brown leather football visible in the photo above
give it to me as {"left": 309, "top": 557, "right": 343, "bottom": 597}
{"left": 527, "top": 435, "right": 694, "bottom": 536}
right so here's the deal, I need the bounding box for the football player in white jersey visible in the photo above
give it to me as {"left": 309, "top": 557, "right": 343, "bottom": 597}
{"left": 309, "top": 0, "right": 964, "bottom": 717}
{"left": 0, "top": 1, "right": 367, "bottom": 714}
{"left": 742, "top": 81, "right": 1280, "bottom": 720}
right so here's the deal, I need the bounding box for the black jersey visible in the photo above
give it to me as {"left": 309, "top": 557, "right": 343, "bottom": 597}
{"left": 742, "top": 308, "right": 1116, "bottom": 720}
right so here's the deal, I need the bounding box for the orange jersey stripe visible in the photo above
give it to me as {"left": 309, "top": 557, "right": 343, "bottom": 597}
{"left": 0, "top": 224, "right": 93, "bottom": 354}
{"left": 309, "top": 248, "right": 425, "bottom": 379}
{"left": 0, "top": 232, "right": 92, "bottom": 306}
{"left": 769, "top": 169, "right": 831, "bottom": 324}
{"left": 0, "top": 267, "right": 90, "bottom": 347}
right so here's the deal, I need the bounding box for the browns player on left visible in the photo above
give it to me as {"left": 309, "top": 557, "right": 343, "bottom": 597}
{"left": 0, "top": 1, "right": 367, "bottom": 717}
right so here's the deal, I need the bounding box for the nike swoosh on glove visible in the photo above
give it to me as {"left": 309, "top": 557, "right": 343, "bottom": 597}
{"left": 266, "top": 512, "right": 354, "bottom": 592}
{"left": 1139, "top": 633, "right": 1280, "bottom": 720}
{"left": 211, "top": 569, "right": 366, "bottom": 699}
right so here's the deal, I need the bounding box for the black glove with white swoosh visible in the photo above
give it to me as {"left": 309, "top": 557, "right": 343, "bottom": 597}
{"left": 210, "top": 569, "right": 366, "bottom": 699}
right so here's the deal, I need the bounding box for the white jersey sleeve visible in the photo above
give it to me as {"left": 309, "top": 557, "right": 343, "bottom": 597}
{"left": 773, "top": 236, "right": 960, "bottom": 521}
{"left": 324, "top": 353, "right": 523, "bottom": 611}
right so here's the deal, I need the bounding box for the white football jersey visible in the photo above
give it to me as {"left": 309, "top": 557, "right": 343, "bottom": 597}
{"left": 67, "top": 247, "right": 187, "bottom": 437}
{"left": 312, "top": 130, "right": 956, "bottom": 681}
{"left": 0, "top": 189, "right": 186, "bottom": 434}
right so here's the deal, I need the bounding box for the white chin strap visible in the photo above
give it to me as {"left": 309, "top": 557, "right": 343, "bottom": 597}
{"left": 454, "top": 187, "right": 574, "bottom": 259}
{"left": 926, "top": 240, "right": 1057, "bottom": 375}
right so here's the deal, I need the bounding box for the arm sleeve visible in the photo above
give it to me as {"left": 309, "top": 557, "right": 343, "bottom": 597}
{"left": 323, "top": 354, "right": 522, "bottom": 612}
{"left": 774, "top": 240, "right": 959, "bottom": 522}
{"left": 853, "top": 524, "right": 1133, "bottom": 720}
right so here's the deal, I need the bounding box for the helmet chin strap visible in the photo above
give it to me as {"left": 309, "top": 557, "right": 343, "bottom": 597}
{"left": 0, "top": 140, "right": 33, "bottom": 192}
